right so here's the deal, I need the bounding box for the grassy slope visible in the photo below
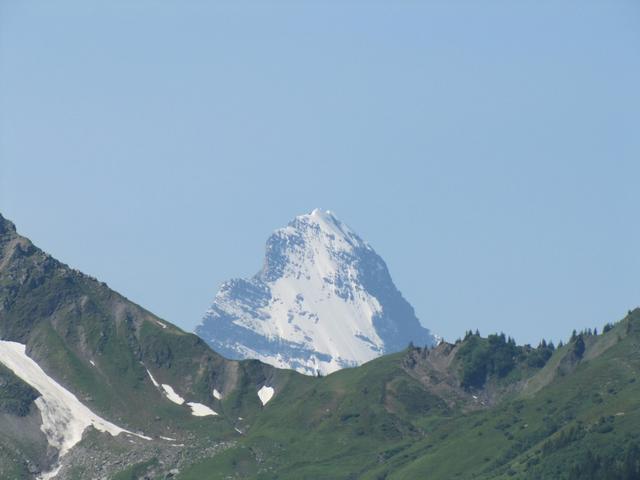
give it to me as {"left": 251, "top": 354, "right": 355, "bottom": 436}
{"left": 388, "top": 321, "right": 640, "bottom": 479}
{"left": 178, "top": 311, "right": 640, "bottom": 480}
{"left": 0, "top": 214, "right": 294, "bottom": 477}
{"left": 0, "top": 350, "right": 51, "bottom": 478}
{"left": 0, "top": 363, "right": 39, "bottom": 416}
{"left": 0, "top": 213, "right": 292, "bottom": 429}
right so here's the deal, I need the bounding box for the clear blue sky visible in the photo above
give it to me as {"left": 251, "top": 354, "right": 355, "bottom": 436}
{"left": 1, "top": 1, "right": 639, "bottom": 345}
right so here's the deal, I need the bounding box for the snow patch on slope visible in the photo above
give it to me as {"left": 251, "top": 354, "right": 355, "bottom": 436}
{"left": 146, "top": 368, "right": 160, "bottom": 388}
{"left": 213, "top": 388, "right": 222, "bottom": 400}
{"left": 147, "top": 369, "right": 218, "bottom": 417}
{"left": 161, "top": 384, "right": 185, "bottom": 405}
{"left": 154, "top": 319, "right": 167, "bottom": 329}
{"left": 187, "top": 402, "right": 218, "bottom": 416}
{"left": 0, "top": 340, "right": 149, "bottom": 475}
{"left": 257, "top": 385, "right": 274, "bottom": 406}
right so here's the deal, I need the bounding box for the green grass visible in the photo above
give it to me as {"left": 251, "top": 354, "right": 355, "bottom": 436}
{"left": 178, "top": 310, "right": 640, "bottom": 480}
{"left": 0, "top": 363, "right": 39, "bottom": 416}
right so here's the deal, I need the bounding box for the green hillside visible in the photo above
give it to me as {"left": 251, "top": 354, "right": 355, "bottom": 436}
{"left": 179, "top": 311, "right": 640, "bottom": 480}
{"left": 0, "top": 213, "right": 294, "bottom": 478}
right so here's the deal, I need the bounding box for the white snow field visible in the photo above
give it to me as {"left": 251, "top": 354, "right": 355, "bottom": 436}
{"left": 0, "top": 340, "right": 150, "bottom": 479}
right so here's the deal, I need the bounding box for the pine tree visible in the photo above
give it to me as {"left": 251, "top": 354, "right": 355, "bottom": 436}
{"left": 573, "top": 335, "right": 585, "bottom": 358}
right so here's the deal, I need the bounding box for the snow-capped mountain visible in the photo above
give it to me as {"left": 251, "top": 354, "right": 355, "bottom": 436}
{"left": 196, "top": 209, "right": 436, "bottom": 375}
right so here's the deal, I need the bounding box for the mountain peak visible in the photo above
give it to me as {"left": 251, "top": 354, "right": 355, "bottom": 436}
{"left": 0, "top": 213, "right": 17, "bottom": 236}
{"left": 309, "top": 207, "right": 333, "bottom": 219}
{"left": 307, "top": 208, "right": 340, "bottom": 226}
{"left": 293, "top": 208, "right": 350, "bottom": 235}
{"left": 197, "top": 210, "right": 436, "bottom": 375}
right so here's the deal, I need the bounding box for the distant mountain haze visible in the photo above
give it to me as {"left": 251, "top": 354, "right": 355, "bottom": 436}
{"left": 196, "top": 209, "right": 437, "bottom": 375}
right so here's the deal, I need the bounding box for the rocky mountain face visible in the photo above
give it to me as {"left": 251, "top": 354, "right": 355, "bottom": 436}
{"left": 196, "top": 209, "right": 436, "bottom": 375}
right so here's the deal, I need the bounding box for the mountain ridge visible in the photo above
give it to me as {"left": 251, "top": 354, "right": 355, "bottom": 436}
{"left": 0, "top": 212, "right": 293, "bottom": 479}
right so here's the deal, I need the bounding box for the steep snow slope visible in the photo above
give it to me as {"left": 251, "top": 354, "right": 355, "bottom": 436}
{"left": 0, "top": 340, "right": 150, "bottom": 478}
{"left": 197, "top": 209, "right": 436, "bottom": 375}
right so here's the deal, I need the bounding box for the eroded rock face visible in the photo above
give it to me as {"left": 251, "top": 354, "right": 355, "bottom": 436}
{"left": 197, "top": 209, "right": 436, "bottom": 375}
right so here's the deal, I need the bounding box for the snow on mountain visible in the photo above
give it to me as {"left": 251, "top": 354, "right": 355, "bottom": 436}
{"left": 0, "top": 340, "right": 150, "bottom": 479}
{"left": 257, "top": 385, "right": 275, "bottom": 406}
{"left": 186, "top": 402, "right": 218, "bottom": 417}
{"left": 161, "top": 384, "right": 185, "bottom": 405}
{"left": 196, "top": 209, "right": 436, "bottom": 375}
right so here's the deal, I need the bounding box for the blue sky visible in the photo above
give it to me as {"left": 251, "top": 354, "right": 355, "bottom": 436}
{"left": 1, "top": 0, "right": 639, "bottom": 345}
